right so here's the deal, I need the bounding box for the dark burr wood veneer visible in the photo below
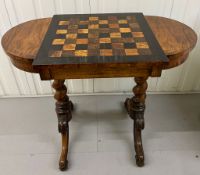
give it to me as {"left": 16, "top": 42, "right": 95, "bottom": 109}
{"left": 1, "top": 14, "right": 197, "bottom": 171}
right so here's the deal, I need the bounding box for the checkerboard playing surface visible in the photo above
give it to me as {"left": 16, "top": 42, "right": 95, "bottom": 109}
{"left": 49, "top": 15, "right": 151, "bottom": 58}
{"left": 33, "top": 13, "right": 168, "bottom": 65}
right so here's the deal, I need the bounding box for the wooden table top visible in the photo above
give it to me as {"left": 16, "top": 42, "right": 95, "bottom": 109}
{"left": 1, "top": 16, "right": 197, "bottom": 74}
{"left": 33, "top": 13, "right": 167, "bottom": 66}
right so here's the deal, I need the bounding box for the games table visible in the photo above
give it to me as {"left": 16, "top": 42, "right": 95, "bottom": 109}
{"left": 1, "top": 13, "right": 197, "bottom": 171}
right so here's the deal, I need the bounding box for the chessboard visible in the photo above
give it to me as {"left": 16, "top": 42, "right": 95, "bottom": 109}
{"left": 33, "top": 13, "right": 168, "bottom": 65}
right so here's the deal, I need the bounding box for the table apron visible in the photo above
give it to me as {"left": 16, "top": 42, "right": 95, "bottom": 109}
{"left": 37, "top": 65, "right": 163, "bottom": 80}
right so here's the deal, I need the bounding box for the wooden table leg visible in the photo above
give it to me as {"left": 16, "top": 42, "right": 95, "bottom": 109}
{"left": 52, "top": 80, "right": 73, "bottom": 171}
{"left": 124, "top": 76, "right": 148, "bottom": 167}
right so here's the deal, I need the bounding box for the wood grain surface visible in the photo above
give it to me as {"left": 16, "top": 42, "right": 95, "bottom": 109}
{"left": 1, "top": 16, "right": 197, "bottom": 73}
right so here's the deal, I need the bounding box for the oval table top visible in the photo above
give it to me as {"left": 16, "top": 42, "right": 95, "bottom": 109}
{"left": 1, "top": 16, "right": 197, "bottom": 73}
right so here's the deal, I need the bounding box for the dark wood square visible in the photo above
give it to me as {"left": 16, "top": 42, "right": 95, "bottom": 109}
{"left": 33, "top": 13, "right": 168, "bottom": 66}
{"left": 78, "top": 24, "right": 88, "bottom": 29}
{"left": 99, "top": 33, "right": 110, "bottom": 38}
{"left": 76, "top": 44, "right": 88, "bottom": 50}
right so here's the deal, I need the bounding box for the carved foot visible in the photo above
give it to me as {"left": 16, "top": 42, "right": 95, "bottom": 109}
{"left": 52, "top": 80, "right": 72, "bottom": 171}
{"left": 59, "top": 160, "right": 68, "bottom": 171}
{"left": 135, "top": 155, "right": 144, "bottom": 167}
{"left": 59, "top": 133, "right": 68, "bottom": 171}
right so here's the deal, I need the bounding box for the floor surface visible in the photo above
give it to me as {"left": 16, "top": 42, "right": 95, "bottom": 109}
{"left": 0, "top": 94, "right": 200, "bottom": 175}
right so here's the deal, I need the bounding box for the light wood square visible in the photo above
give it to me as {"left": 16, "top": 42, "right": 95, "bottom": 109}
{"left": 99, "top": 20, "right": 108, "bottom": 24}
{"left": 125, "top": 49, "right": 139, "bottom": 56}
{"left": 76, "top": 39, "right": 89, "bottom": 44}
{"left": 52, "top": 39, "right": 65, "bottom": 45}
{"left": 100, "top": 38, "right": 111, "bottom": 43}
{"left": 56, "top": 29, "right": 68, "bottom": 34}
{"left": 75, "top": 50, "right": 88, "bottom": 56}
{"left": 89, "top": 24, "right": 99, "bottom": 29}
{"left": 58, "top": 21, "right": 69, "bottom": 25}
{"left": 120, "top": 28, "right": 131, "bottom": 33}
{"left": 136, "top": 42, "right": 149, "bottom": 49}
{"left": 100, "top": 49, "right": 113, "bottom": 56}
{"left": 89, "top": 17, "right": 99, "bottom": 21}
{"left": 66, "top": 34, "right": 77, "bottom": 39}
{"left": 132, "top": 32, "right": 144, "bottom": 37}
{"left": 110, "top": 33, "right": 121, "bottom": 38}
{"left": 63, "top": 44, "right": 76, "bottom": 50}
{"left": 78, "top": 29, "right": 89, "bottom": 34}
{"left": 109, "top": 24, "right": 119, "bottom": 28}
{"left": 118, "top": 20, "right": 128, "bottom": 24}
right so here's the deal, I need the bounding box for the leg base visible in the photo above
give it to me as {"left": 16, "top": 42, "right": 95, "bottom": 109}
{"left": 59, "top": 159, "right": 68, "bottom": 171}
{"left": 135, "top": 155, "right": 144, "bottom": 167}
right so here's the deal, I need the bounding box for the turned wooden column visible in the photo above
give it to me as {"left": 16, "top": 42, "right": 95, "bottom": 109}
{"left": 125, "top": 76, "right": 148, "bottom": 167}
{"left": 52, "top": 80, "right": 73, "bottom": 171}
